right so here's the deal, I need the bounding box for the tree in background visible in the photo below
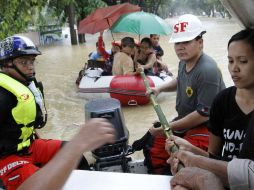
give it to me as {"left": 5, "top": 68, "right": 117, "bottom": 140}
{"left": 109, "top": 0, "right": 167, "bottom": 15}
{"left": 45, "top": 0, "right": 107, "bottom": 44}
{"left": 0, "top": 0, "right": 46, "bottom": 40}
{"left": 0, "top": 0, "right": 106, "bottom": 44}
{"left": 76, "top": 0, "right": 107, "bottom": 43}
{"left": 102, "top": 0, "right": 227, "bottom": 18}
{"left": 158, "top": 0, "right": 228, "bottom": 18}
{"left": 0, "top": 0, "right": 230, "bottom": 43}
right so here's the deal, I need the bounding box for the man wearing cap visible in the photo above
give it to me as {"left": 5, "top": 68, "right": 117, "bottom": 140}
{"left": 132, "top": 14, "right": 225, "bottom": 174}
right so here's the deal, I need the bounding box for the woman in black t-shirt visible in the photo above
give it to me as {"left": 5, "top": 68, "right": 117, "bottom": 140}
{"left": 208, "top": 29, "right": 254, "bottom": 161}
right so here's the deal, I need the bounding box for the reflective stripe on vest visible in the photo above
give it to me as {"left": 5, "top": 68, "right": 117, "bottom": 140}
{"left": 0, "top": 73, "right": 36, "bottom": 151}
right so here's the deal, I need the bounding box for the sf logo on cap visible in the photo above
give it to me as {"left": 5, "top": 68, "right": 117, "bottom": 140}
{"left": 173, "top": 22, "right": 188, "bottom": 33}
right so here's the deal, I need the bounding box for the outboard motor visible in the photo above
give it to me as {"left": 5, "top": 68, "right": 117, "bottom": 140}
{"left": 85, "top": 98, "right": 131, "bottom": 172}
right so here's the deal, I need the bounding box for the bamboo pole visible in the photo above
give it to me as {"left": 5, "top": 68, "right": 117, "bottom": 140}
{"left": 140, "top": 71, "right": 184, "bottom": 170}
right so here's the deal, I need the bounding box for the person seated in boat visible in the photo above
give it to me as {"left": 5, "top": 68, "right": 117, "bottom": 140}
{"left": 103, "top": 41, "right": 121, "bottom": 75}
{"left": 133, "top": 37, "right": 158, "bottom": 76}
{"left": 17, "top": 118, "right": 116, "bottom": 190}
{"left": 112, "top": 37, "right": 141, "bottom": 75}
{"left": 89, "top": 32, "right": 111, "bottom": 62}
{"left": 111, "top": 41, "right": 121, "bottom": 55}
{"left": 150, "top": 34, "right": 172, "bottom": 76}
{"left": 150, "top": 34, "right": 164, "bottom": 60}
{"left": 111, "top": 39, "right": 139, "bottom": 61}
{"left": 88, "top": 31, "right": 120, "bottom": 75}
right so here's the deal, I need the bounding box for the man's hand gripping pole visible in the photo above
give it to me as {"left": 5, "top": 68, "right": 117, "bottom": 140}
{"left": 140, "top": 71, "right": 184, "bottom": 171}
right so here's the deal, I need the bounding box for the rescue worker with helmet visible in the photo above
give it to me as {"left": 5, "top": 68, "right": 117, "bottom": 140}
{"left": 132, "top": 14, "right": 225, "bottom": 174}
{"left": 0, "top": 36, "right": 89, "bottom": 190}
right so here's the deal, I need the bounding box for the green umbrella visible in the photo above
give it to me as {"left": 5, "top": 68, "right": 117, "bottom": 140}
{"left": 110, "top": 11, "right": 172, "bottom": 35}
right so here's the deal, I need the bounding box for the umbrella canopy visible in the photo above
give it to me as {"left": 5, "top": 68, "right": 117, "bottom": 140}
{"left": 78, "top": 3, "right": 141, "bottom": 34}
{"left": 110, "top": 12, "right": 172, "bottom": 35}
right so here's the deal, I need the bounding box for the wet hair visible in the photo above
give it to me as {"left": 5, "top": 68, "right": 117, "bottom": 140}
{"left": 141, "top": 37, "right": 153, "bottom": 48}
{"left": 228, "top": 28, "right": 254, "bottom": 51}
{"left": 121, "top": 37, "right": 135, "bottom": 48}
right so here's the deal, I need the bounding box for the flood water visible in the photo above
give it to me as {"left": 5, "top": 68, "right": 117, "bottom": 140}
{"left": 35, "top": 17, "right": 241, "bottom": 162}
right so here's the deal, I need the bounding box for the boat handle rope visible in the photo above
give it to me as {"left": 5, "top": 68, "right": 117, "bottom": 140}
{"left": 128, "top": 99, "right": 138, "bottom": 106}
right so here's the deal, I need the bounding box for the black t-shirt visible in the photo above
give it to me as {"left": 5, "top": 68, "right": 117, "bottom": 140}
{"left": 239, "top": 112, "right": 254, "bottom": 160}
{"left": 208, "top": 86, "right": 253, "bottom": 161}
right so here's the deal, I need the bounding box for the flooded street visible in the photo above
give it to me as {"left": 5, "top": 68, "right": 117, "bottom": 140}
{"left": 35, "top": 17, "right": 241, "bottom": 162}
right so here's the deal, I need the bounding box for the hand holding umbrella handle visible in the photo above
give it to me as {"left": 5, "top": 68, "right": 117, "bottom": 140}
{"left": 140, "top": 71, "right": 184, "bottom": 171}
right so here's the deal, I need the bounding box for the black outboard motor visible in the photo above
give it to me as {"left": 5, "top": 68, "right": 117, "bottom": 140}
{"left": 85, "top": 98, "right": 131, "bottom": 172}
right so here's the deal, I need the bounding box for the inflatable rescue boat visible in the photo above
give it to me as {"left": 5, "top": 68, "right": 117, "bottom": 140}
{"left": 77, "top": 67, "right": 173, "bottom": 106}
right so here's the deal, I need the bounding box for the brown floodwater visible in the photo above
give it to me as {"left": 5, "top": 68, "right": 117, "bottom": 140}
{"left": 35, "top": 17, "right": 241, "bottom": 162}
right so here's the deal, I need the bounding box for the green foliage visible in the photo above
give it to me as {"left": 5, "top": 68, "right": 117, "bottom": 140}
{"left": 118, "top": 0, "right": 226, "bottom": 18}
{"left": 151, "top": 0, "right": 228, "bottom": 18}
{"left": 0, "top": 0, "right": 46, "bottom": 40}
{"left": 47, "top": 0, "right": 72, "bottom": 24}
{"left": 76, "top": 0, "right": 107, "bottom": 21}
{"left": 46, "top": 0, "right": 107, "bottom": 24}
{"left": 0, "top": 0, "right": 106, "bottom": 40}
{"left": 0, "top": 0, "right": 230, "bottom": 41}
